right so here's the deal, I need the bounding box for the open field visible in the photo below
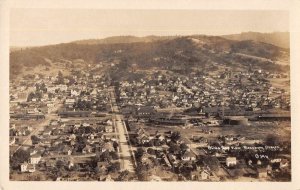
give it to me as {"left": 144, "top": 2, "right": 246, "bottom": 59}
{"left": 137, "top": 120, "right": 291, "bottom": 143}
{"left": 268, "top": 78, "right": 290, "bottom": 91}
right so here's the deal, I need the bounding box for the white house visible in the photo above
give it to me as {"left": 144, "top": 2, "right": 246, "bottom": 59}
{"left": 20, "top": 163, "right": 36, "bottom": 173}
{"left": 65, "top": 98, "right": 76, "bottom": 105}
{"left": 226, "top": 157, "right": 237, "bottom": 167}
{"left": 20, "top": 163, "right": 28, "bottom": 172}
{"left": 181, "top": 151, "right": 196, "bottom": 161}
{"left": 30, "top": 154, "right": 42, "bottom": 164}
{"left": 105, "top": 125, "right": 113, "bottom": 133}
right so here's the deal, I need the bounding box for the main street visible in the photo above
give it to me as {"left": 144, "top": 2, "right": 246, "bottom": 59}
{"left": 108, "top": 87, "right": 135, "bottom": 173}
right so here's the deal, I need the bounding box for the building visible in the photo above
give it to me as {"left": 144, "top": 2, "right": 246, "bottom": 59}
{"left": 257, "top": 168, "right": 268, "bottom": 178}
{"left": 20, "top": 162, "right": 36, "bottom": 173}
{"left": 257, "top": 114, "right": 291, "bottom": 121}
{"left": 223, "top": 116, "right": 249, "bottom": 126}
{"left": 58, "top": 111, "right": 92, "bottom": 118}
{"left": 9, "top": 137, "right": 16, "bottom": 145}
{"left": 182, "top": 150, "right": 196, "bottom": 161}
{"left": 226, "top": 157, "right": 237, "bottom": 167}
{"left": 136, "top": 106, "right": 155, "bottom": 118}
{"left": 30, "top": 154, "right": 42, "bottom": 164}
{"left": 105, "top": 125, "right": 113, "bottom": 133}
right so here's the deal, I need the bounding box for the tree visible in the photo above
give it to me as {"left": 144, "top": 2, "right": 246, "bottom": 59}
{"left": 113, "top": 141, "right": 119, "bottom": 150}
{"left": 31, "top": 135, "right": 40, "bottom": 144}
{"left": 67, "top": 76, "right": 76, "bottom": 85}
{"left": 108, "top": 162, "right": 121, "bottom": 173}
{"left": 136, "top": 163, "right": 150, "bottom": 181}
{"left": 180, "top": 143, "right": 189, "bottom": 152}
{"left": 35, "top": 91, "right": 43, "bottom": 100}
{"left": 110, "top": 151, "right": 119, "bottom": 160}
{"left": 57, "top": 71, "right": 64, "bottom": 84}
{"left": 10, "top": 149, "right": 30, "bottom": 169}
{"left": 48, "top": 92, "right": 55, "bottom": 99}
{"left": 27, "top": 92, "right": 35, "bottom": 102}
{"left": 84, "top": 126, "right": 95, "bottom": 134}
{"left": 100, "top": 150, "right": 112, "bottom": 162}
{"left": 71, "top": 163, "right": 79, "bottom": 172}
{"left": 56, "top": 160, "right": 65, "bottom": 169}
{"left": 203, "top": 156, "right": 220, "bottom": 172}
{"left": 147, "top": 148, "right": 156, "bottom": 155}
{"left": 171, "top": 131, "right": 181, "bottom": 142}
{"left": 265, "top": 134, "right": 279, "bottom": 146}
{"left": 76, "top": 135, "right": 87, "bottom": 144}
{"left": 136, "top": 148, "right": 145, "bottom": 159}
{"left": 169, "top": 142, "right": 181, "bottom": 154}
{"left": 117, "top": 170, "right": 129, "bottom": 181}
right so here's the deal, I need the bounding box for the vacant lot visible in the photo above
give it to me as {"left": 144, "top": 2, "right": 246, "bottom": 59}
{"left": 138, "top": 120, "right": 291, "bottom": 143}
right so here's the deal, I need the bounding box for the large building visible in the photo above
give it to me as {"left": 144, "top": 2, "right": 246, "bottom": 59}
{"left": 223, "top": 116, "right": 249, "bottom": 126}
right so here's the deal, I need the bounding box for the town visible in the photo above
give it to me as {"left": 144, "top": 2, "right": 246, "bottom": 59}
{"left": 9, "top": 58, "right": 291, "bottom": 181}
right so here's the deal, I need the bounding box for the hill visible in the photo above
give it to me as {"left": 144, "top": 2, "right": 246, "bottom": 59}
{"left": 222, "top": 32, "right": 289, "bottom": 49}
{"left": 72, "top": 35, "right": 177, "bottom": 45}
{"left": 9, "top": 35, "right": 289, "bottom": 80}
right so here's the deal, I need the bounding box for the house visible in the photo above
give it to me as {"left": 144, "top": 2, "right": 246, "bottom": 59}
{"left": 57, "top": 84, "right": 68, "bottom": 91}
{"left": 20, "top": 162, "right": 28, "bottom": 172}
{"left": 106, "top": 120, "right": 113, "bottom": 126}
{"left": 181, "top": 150, "right": 196, "bottom": 161}
{"left": 62, "top": 146, "right": 73, "bottom": 155}
{"left": 20, "top": 162, "right": 36, "bottom": 173}
{"left": 82, "top": 122, "right": 90, "bottom": 127}
{"left": 9, "top": 137, "right": 15, "bottom": 145}
{"left": 136, "top": 128, "right": 147, "bottom": 136}
{"left": 64, "top": 157, "right": 74, "bottom": 169}
{"left": 65, "top": 98, "right": 76, "bottom": 105}
{"left": 88, "top": 133, "right": 95, "bottom": 140}
{"left": 82, "top": 145, "right": 93, "bottom": 154}
{"left": 280, "top": 159, "right": 289, "bottom": 169}
{"left": 136, "top": 106, "right": 155, "bottom": 118}
{"left": 158, "top": 134, "right": 165, "bottom": 141}
{"left": 257, "top": 168, "right": 268, "bottom": 178}
{"left": 15, "top": 129, "right": 28, "bottom": 136}
{"left": 71, "top": 89, "right": 80, "bottom": 97}
{"left": 96, "top": 161, "right": 108, "bottom": 174}
{"left": 226, "top": 157, "right": 237, "bottom": 167}
{"left": 200, "top": 170, "right": 210, "bottom": 180}
{"left": 45, "top": 159, "right": 56, "bottom": 169}
{"left": 137, "top": 134, "right": 150, "bottom": 145}
{"left": 27, "top": 164, "right": 36, "bottom": 173}
{"left": 29, "top": 148, "right": 38, "bottom": 156}
{"left": 43, "top": 129, "right": 52, "bottom": 136}
{"left": 105, "top": 125, "right": 113, "bottom": 133}
{"left": 30, "top": 154, "right": 42, "bottom": 164}
{"left": 104, "top": 174, "right": 114, "bottom": 181}
{"left": 40, "top": 138, "right": 51, "bottom": 147}
{"left": 101, "top": 142, "right": 114, "bottom": 152}
{"left": 190, "top": 169, "right": 210, "bottom": 181}
{"left": 167, "top": 153, "right": 177, "bottom": 166}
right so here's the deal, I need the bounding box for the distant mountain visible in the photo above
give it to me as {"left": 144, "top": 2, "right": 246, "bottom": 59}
{"left": 10, "top": 46, "right": 33, "bottom": 52}
{"left": 10, "top": 35, "right": 289, "bottom": 80}
{"left": 222, "top": 32, "right": 289, "bottom": 49}
{"left": 72, "top": 35, "right": 177, "bottom": 45}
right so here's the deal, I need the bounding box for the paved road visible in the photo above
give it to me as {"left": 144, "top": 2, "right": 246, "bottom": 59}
{"left": 109, "top": 88, "right": 135, "bottom": 172}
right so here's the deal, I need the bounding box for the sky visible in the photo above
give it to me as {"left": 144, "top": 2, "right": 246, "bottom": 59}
{"left": 10, "top": 9, "right": 289, "bottom": 46}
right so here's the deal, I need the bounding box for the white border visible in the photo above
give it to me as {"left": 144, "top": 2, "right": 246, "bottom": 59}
{"left": 1, "top": 0, "right": 300, "bottom": 190}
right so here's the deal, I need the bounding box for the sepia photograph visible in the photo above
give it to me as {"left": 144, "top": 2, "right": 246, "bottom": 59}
{"left": 1, "top": 0, "right": 300, "bottom": 189}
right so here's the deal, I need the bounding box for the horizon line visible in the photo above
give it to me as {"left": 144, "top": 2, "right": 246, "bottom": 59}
{"left": 10, "top": 31, "right": 289, "bottom": 48}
